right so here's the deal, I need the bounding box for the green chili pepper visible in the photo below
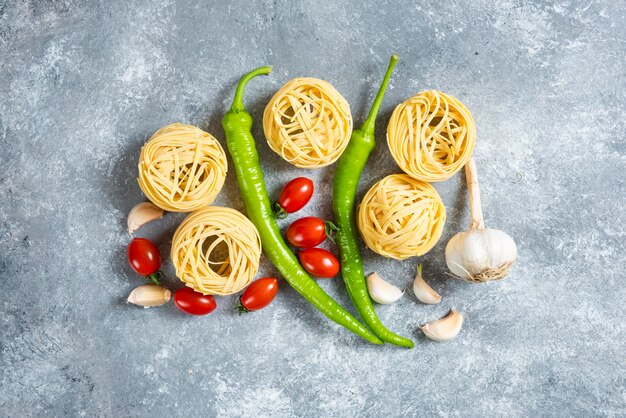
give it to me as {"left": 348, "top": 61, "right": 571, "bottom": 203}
{"left": 222, "top": 66, "right": 383, "bottom": 345}
{"left": 332, "top": 55, "right": 414, "bottom": 348}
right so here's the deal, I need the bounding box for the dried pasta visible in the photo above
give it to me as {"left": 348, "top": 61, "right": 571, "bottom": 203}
{"left": 357, "top": 174, "right": 446, "bottom": 260}
{"left": 138, "top": 123, "right": 227, "bottom": 212}
{"left": 171, "top": 206, "right": 262, "bottom": 296}
{"left": 263, "top": 78, "right": 352, "bottom": 168}
{"left": 387, "top": 90, "right": 476, "bottom": 182}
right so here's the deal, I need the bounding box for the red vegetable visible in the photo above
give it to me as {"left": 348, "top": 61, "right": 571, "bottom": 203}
{"left": 174, "top": 287, "right": 217, "bottom": 316}
{"left": 298, "top": 248, "right": 340, "bottom": 278}
{"left": 286, "top": 216, "right": 327, "bottom": 248}
{"left": 275, "top": 177, "right": 314, "bottom": 217}
{"left": 238, "top": 277, "right": 279, "bottom": 312}
{"left": 128, "top": 238, "right": 161, "bottom": 276}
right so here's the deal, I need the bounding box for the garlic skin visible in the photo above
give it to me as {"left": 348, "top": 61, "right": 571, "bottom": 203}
{"left": 446, "top": 228, "right": 517, "bottom": 281}
{"left": 366, "top": 272, "right": 404, "bottom": 304}
{"left": 127, "top": 284, "right": 171, "bottom": 307}
{"left": 421, "top": 309, "right": 463, "bottom": 342}
{"left": 413, "top": 263, "right": 441, "bottom": 304}
{"left": 128, "top": 202, "right": 164, "bottom": 234}
{"left": 445, "top": 158, "right": 517, "bottom": 282}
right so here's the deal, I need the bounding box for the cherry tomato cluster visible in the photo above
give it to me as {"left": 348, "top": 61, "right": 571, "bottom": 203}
{"left": 125, "top": 177, "right": 333, "bottom": 316}
{"left": 278, "top": 178, "right": 340, "bottom": 279}
{"left": 127, "top": 239, "right": 278, "bottom": 316}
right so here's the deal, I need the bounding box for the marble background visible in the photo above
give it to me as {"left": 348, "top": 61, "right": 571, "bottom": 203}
{"left": 1, "top": 0, "right": 624, "bottom": 416}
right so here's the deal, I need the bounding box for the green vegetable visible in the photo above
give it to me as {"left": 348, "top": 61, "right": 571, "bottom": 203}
{"left": 222, "top": 66, "right": 383, "bottom": 345}
{"left": 332, "top": 55, "right": 414, "bottom": 348}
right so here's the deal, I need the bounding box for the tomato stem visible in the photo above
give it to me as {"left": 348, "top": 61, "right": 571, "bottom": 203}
{"left": 325, "top": 221, "right": 340, "bottom": 244}
{"left": 272, "top": 201, "right": 288, "bottom": 219}
{"left": 236, "top": 300, "right": 250, "bottom": 315}
{"left": 146, "top": 271, "right": 162, "bottom": 286}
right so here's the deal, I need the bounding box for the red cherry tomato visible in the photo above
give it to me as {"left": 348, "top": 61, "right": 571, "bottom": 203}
{"left": 174, "top": 287, "right": 217, "bottom": 316}
{"left": 239, "top": 277, "right": 279, "bottom": 312}
{"left": 298, "top": 248, "right": 340, "bottom": 278}
{"left": 278, "top": 177, "right": 314, "bottom": 214}
{"left": 286, "top": 217, "right": 327, "bottom": 248}
{"left": 128, "top": 238, "right": 161, "bottom": 276}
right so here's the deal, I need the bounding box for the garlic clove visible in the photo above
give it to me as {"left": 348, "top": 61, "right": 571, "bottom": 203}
{"left": 420, "top": 309, "right": 463, "bottom": 342}
{"left": 127, "top": 202, "right": 164, "bottom": 234}
{"left": 366, "top": 272, "right": 404, "bottom": 304}
{"left": 413, "top": 264, "right": 441, "bottom": 304}
{"left": 127, "top": 284, "right": 171, "bottom": 307}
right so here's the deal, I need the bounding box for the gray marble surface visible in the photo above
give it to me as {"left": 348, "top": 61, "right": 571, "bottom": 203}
{"left": 1, "top": 1, "right": 625, "bottom": 417}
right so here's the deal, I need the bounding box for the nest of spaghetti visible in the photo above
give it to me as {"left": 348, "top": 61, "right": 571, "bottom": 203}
{"left": 387, "top": 90, "right": 476, "bottom": 182}
{"left": 137, "top": 123, "right": 227, "bottom": 212}
{"left": 171, "top": 207, "right": 262, "bottom": 296}
{"left": 263, "top": 78, "right": 352, "bottom": 168}
{"left": 357, "top": 174, "right": 446, "bottom": 260}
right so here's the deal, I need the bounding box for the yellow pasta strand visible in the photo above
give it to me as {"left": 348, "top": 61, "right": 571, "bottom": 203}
{"left": 171, "top": 206, "right": 262, "bottom": 296}
{"left": 387, "top": 90, "right": 476, "bottom": 182}
{"left": 137, "top": 123, "right": 227, "bottom": 212}
{"left": 263, "top": 78, "right": 352, "bottom": 168}
{"left": 357, "top": 174, "right": 446, "bottom": 260}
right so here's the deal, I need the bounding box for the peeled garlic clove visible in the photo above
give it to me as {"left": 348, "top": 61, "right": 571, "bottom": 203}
{"left": 413, "top": 264, "right": 441, "bottom": 304}
{"left": 366, "top": 272, "right": 404, "bottom": 304}
{"left": 420, "top": 309, "right": 463, "bottom": 342}
{"left": 127, "top": 284, "right": 171, "bottom": 307}
{"left": 127, "top": 202, "right": 164, "bottom": 234}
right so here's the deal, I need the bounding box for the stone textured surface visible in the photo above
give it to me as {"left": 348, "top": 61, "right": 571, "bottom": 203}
{"left": 1, "top": 0, "right": 625, "bottom": 416}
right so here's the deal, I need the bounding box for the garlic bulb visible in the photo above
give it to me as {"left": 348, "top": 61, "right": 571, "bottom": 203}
{"left": 366, "top": 272, "right": 404, "bottom": 304}
{"left": 445, "top": 159, "right": 517, "bottom": 282}
{"left": 446, "top": 229, "right": 517, "bottom": 280}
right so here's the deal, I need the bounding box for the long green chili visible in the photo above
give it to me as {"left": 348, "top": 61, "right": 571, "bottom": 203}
{"left": 222, "top": 66, "right": 382, "bottom": 345}
{"left": 332, "top": 55, "right": 414, "bottom": 348}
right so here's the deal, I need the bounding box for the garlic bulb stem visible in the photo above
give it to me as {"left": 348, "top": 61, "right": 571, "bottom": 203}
{"left": 445, "top": 158, "right": 518, "bottom": 282}
{"left": 466, "top": 158, "right": 484, "bottom": 230}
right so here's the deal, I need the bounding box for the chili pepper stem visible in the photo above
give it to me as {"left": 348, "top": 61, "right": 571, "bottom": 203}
{"left": 360, "top": 54, "right": 398, "bottom": 135}
{"left": 230, "top": 66, "right": 272, "bottom": 113}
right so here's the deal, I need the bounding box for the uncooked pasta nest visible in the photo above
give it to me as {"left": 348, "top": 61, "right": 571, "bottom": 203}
{"left": 171, "top": 206, "right": 262, "bottom": 296}
{"left": 357, "top": 174, "right": 446, "bottom": 260}
{"left": 387, "top": 90, "right": 476, "bottom": 182}
{"left": 263, "top": 78, "right": 353, "bottom": 168}
{"left": 137, "top": 123, "right": 227, "bottom": 212}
